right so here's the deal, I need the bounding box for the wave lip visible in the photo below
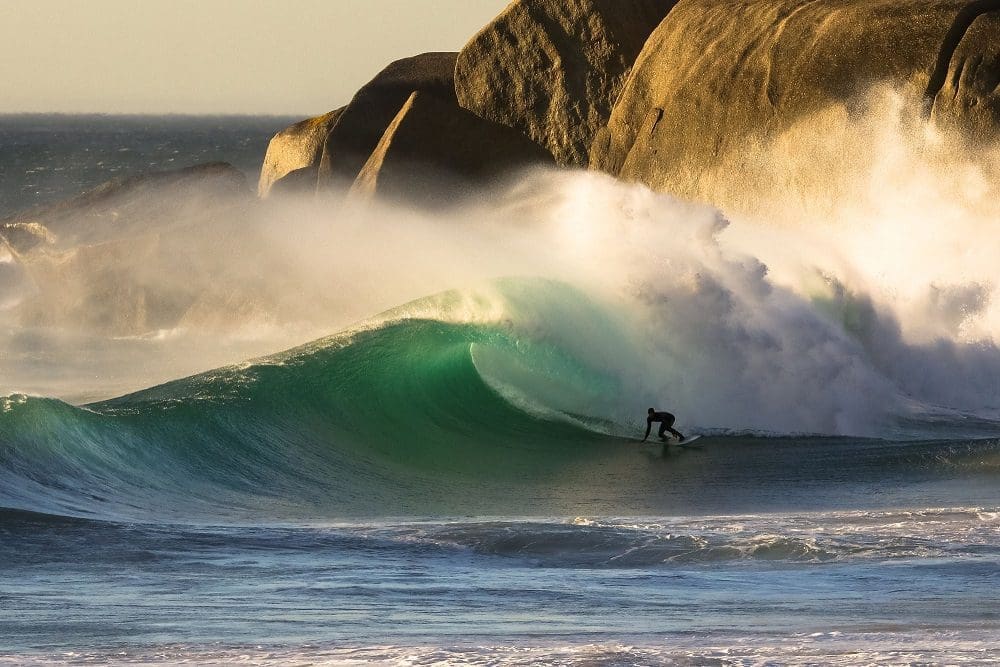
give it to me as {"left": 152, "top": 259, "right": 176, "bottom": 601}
{"left": 0, "top": 311, "right": 610, "bottom": 522}
{"left": 3, "top": 279, "right": 1000, "bottom": 524}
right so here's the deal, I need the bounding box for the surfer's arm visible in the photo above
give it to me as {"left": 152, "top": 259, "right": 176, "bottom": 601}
{"left": 642, "top": 419, "right": 652, "bottom": 441}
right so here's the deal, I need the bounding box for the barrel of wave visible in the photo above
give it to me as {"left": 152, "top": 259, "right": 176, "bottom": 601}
{"left": 0, "top": 318, "right": 618, "bottom": 520}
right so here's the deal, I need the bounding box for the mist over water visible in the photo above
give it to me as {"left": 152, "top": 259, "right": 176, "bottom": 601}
{"left": 2, "top": 98, "right": 1000, "bottom": 666}
{"left": 3, "top": 92, "right": 1000, "bottom": 439}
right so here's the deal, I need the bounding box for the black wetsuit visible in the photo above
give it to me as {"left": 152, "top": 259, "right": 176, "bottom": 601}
{"left": 645, "top": 411, "right": 684, "bottom": 440}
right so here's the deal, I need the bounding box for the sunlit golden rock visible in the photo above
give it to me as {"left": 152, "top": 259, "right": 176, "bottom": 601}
{"left": 592, "top": 0, "right": 1000, "bottom": 206}
{"left": 258, "top": 109, "right": 344, "bottom": 197}
{"left": 929, "top": 8, "right": 1000, "bottom": 139}
{"left": 455, "top": 0, "right": 677, "bottom": 168}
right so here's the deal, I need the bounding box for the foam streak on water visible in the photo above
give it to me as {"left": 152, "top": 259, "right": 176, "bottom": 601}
{"left": 1, "top": 508, "right": 998, "bottom": 664}
{"left": 2, "top": 638, "right": 996, "bottom": 666}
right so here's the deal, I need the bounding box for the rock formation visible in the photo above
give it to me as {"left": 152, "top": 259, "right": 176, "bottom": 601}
{"left": 2, "top": 163, "right": 255, "bottom": 336}
{"left": 455, "top": 0, "right": 677, "bottom": 168}
{"left": 258, "top": 109, "right": 344, "bottom": 197}
{"left": 13, "top": 1, "right": 1000, "bottom": 337}
{"left": 317, "top": 52, "right": 459, "bottom": 186}
{"left": 352, "top": 92, "right": 555, "bottom": 207}
{"left": 1, "top": 162, "right": 249, "bottom": 251}
{"left": 929, "top": 7, "right": 1000, "bottom": 138}
{"left": 592, "top": 0, "right": 1000, "bottom": 207}
{"left": 0, "top": 221, "right": 54, "bottom": 255}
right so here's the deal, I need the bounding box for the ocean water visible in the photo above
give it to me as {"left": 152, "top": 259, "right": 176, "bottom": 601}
{"left": 0, "top": 114, "right": 296, "bottom": 215}
{"left": 1, "top": 115, "right": 999, "bottom": 665}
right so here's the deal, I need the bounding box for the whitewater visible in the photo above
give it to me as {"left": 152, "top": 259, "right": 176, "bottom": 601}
{"left": 1, "top": 111, "right": 998, "bottom": 664}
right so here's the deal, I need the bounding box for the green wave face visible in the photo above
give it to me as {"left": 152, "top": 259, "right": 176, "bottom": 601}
{"left": 5, "top": 277, "right": 997, "bottom": 522}
{"left": 0, "top": 281, "right": 632, "bottom": 520}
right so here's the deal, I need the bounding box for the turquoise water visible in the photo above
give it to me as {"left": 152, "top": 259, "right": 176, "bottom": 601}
{"left": 2, "top": 312, "right": 998, "bottom": 522}
{"left": 1, "top": 117, "right": 999, "bottom": 665}
{"left": 2, "top": 310, "right": 997, "bottom": 664}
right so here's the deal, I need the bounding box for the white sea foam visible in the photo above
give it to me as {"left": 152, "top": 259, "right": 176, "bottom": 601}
{"left": 3, "top": 92, "right": 1000, "bottom": 438}
{"left": 329, "top": 507, "right": 1000, "bottom": 566}
{"left": 3, "top": 634, "right": 996, "bottom": 666}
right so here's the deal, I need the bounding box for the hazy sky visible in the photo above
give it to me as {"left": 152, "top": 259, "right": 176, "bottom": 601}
{"left": 1, "top": 0, "right": 510, "bottom": 115}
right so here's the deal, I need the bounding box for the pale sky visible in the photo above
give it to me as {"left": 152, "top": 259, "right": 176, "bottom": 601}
{"left": 1, "top": 0, "right": 511, "bottom": 115}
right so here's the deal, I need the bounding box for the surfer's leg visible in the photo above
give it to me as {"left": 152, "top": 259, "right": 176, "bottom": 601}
{"left": 665, "top": 414, "right": 684, "bottom": 440}
{"left": 658, "top": 422, "right": 669, "bottom": 439}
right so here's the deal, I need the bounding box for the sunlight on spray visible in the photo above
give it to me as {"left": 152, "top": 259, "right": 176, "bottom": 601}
{"left": 3, "top": 83, "right": 1000, "bottom": 434}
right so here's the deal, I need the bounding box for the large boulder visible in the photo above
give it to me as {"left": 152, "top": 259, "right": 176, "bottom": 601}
{"left": 455, "top": 0, "right": 677, "bottom": 168}
{"left": 0, "top": 221, "right": 55, "bottom": 255}
{"left": 257, "top": 109, "right": 344, "bottom": 197}
{"left": 317, "top": 52, "right": 459, "bottom": 186}
{"left": 929, "top": 7, "right": 1000, "bottom": 137}
{"left": 592, "top": 0, "right": 1000, "bottom": 208}
{"left": 352, "top": 92, "right": 555, "bottom": 208}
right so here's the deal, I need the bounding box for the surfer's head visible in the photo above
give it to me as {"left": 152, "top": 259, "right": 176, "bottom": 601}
{"left": 648, "top": 408, "right": 655, "bottom": 415}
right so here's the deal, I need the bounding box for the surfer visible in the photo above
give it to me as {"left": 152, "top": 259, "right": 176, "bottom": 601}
{"left": 643, "top": 408, "right": 685, "bottom": 441}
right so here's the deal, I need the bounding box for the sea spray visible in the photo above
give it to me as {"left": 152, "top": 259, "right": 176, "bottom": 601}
{"left": 2, "top": 89, "right": 1000, "bottom": 436}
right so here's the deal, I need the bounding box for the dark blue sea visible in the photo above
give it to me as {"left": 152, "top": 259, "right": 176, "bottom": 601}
{"left": 0, "top": 114, "right": 295, "bottom": 214}
{"left": 0, "top": 115, "right": 998, "bottom": 665}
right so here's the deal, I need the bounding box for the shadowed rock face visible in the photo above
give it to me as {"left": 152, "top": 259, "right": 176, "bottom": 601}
{"left": 258, "top": 109, "right": 344, "bottom": 197}
{"left": 352, "top": 91, "right": 554, "bottom": 208}
{"left": 455, "top": 0, "right": 677, "bottom": 168}
{"left": 317, "top": 52, "right": 459, "bottom": 187}
{"left": 930, "top": 8, "right": 1000, "bottom": 137}
{"left": 593, "top": 0, "right": 1000, "bottom": 205}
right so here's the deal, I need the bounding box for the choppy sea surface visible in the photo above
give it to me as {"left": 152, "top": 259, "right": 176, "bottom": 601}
{"left": 0, "top": 114, "right": 296, "bottom": 214}
{"left": 0, "top": 115, "right": 998, "bottom": 665}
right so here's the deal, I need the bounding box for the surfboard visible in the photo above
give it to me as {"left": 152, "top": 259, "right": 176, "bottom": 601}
{"left": 676, "top": 435, "right": 702, "bottom": 446}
